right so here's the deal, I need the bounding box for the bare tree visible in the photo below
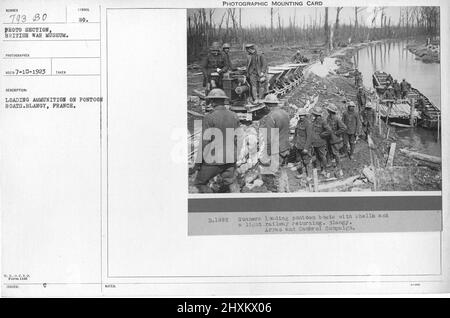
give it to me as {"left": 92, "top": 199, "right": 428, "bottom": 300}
{"left": 334, "top": 7, "right": 343, "bottom": 46}
{"left": 324, "top": 7, "right": 329, "bottom": 48}
{"left": 270, "top": 8, "right": 274, "bottom": 39}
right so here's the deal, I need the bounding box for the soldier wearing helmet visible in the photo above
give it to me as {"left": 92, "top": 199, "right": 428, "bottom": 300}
{"left": 354, "top": 69, "right": 362, "bottom": 87}
{"left": 392, "top": 79, "right": 401, "bottom": 99}
{"left": 361, "top": 102, "right": 376, "bottom": 140}
{"left": 400, "top": 78, "right": 411, "bottom": 99}
{"left": 245, "top": 43, "right": 267, "bottom": 103}
{"left": 222, "top": 43, "right": 233, "bottom": 70}
{"left": 258, "top": 94, "right": 290, "bottom": 192}
{"left": 342, "top": 101, "right": 360, "bottom": 159}
{"left": 200, "top": 41, "right": 229, "bottom": 94}
{"left": 356, "top": 86, "right": 367, "bottom": 112}
{"left": 310, "top": 106, "right": 332, "bottom": 176}
{"left": 325, "top": 103, "right": 347, "bottom": 178}
{"left": 319, "top": 50, "right": 325, "bottom": 65}
{"left": 293, "top": 108, "right": 313, "bottom": 179}
{"left": 382, "top": 85, "right": 396, "bottom": 110}
{"left": 194, "top": 89, "right": 241, "bottom": 193}
{"left": 291, "top": 50, "right": 309, "bottom": 63}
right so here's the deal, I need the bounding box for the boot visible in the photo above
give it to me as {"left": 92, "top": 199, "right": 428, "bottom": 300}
{"left": 196, "top": 185, "right": 213, "bottom": 193}
{"left": 295, "top": 166, "right": 304, "bottom": 179}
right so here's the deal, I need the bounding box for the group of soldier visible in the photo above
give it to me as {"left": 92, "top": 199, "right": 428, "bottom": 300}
{"left": 201, "top": 41, "right": 267, "bottom": 103}
{"left": 291, "top": 50, "right": 310, "bottom": 63}
{"left": 192, "top": 43, "right": 377, "bottom": 193}
{"left": 201, "top": 42, "right": 318, "bottom": 104}
{"left": 193, "top": 90, "right": 377, "bottom": 193}
{"left": 382, "top": 77, "right": 411, "bottom": 101}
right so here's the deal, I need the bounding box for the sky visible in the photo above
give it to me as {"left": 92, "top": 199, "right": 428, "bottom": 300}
{"left": 187, "top": 7, "right": 409, "bottom": 28}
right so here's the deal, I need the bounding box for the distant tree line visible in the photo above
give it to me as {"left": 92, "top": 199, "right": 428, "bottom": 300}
{"left": 187, "top": 6, "right": 440, "bottom": 62}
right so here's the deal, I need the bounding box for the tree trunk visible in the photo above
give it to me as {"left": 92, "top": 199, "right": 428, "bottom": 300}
{"left": 406, "top": 8, "right": 409, "bottom": 37}
{"left": 335, "top": 7, "right": 343, "bottom": 47}
{"left": 399, "top": 149, "right": 441, "bottom": 164}
{"left": 270, "top": 8, "right": 274, "bottom": 42}
{"left": 324, "top": 7, "right": 329, "bottom": 48}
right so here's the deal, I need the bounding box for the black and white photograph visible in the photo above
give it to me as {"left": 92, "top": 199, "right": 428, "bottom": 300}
{"left": 187, "top": 6, "right": 441, "bottom": 193}
{"left": 1, "top": 0, "right": 448, "bottom": 297}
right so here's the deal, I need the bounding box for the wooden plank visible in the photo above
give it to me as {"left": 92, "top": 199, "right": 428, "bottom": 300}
{"left": 389, "top": 122, "right": 414, "bottom": 128}
{"left": 317, "top": 175, "right": 359, "bottom": 191}
{"left": 192, "top": 89, "right": 206, "bottom": 99}
{"left": 187, "top": 109, "right": 205, "bottom": 117}
{"left": 399, "top": 148, "right": 441, "bottom": 164}
{"left": 386, "top": 143, "right": 396, "bottom": 167}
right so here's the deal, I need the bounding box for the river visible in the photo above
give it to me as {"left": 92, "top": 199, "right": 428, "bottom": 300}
{"left": 354, "top": 40, "right": 441, "bottom": 156}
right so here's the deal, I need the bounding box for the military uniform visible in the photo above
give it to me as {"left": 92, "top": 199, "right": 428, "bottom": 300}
{"left": 356, "top": 89, "right": 367, "bottom": 112}
{"left": 291, "top": 52, "right": 309, "bottom": 63}
{"left": 200, "top": 52, "right": 229, "bottom": 89}
{"left": 294, "top": 116, "right": 313, "bottom": 176}
{"left": 194, "top": 104, "right": 240, "bottom": 193}
{"left": 259, "top": 102, "right": 290, "bottom": 192}
{"left": 326, "top": 114, "right": 347, "bottom": 168}
{"left": 223, "top": 52, "right": 233, "bottom": 71}
{"left": 342, "top": 107, "right": 360, "bottom": 157}
{"left": 400, "top": 80, "right": 411, "bottom": 99}
{"left": 310, "top": 114, "right": 331, "bottom": 171}
{"left": 361, "top": 107, "right": 376, "bottom": 138}
{"left": 386, "top": 74, "right": 393, "bottom": 87}
{"left": 260, "top": 107, "right": 290, "bottom": 166}
{"left": 246, "top": 49, "right": 267, "bottom": 100}
{"left": 383, "top": 89, "right": 395, "bottom": 100}
{"left": 354, "top": 71, "right": 362, "bottom": 86}
{"left": 383, "top": 88, "right": 395, "bottom": 113}
{"left": 393, "top": 81, "right": 401, "bottom": 99}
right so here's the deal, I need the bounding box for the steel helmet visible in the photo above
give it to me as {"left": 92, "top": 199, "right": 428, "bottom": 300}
{"left": 264, "top": 94, "right": 279, "bottom": 104}
{"left": 348, "top": 101, "right": 356, "bottom": 108}
{"left": 365, "top": 102, "right": 373, "bottom": 109}
{"left": 245, "top": 43, "right": 255, "bottom": 49}
{"left": 388, "top": 85, "right": 393, "bottom": 89}
{"left": 222, "top": 43, "right": 231, "bottom": 49}
{"left": 311, "top": 106, "right": 323, "bottom": 116}
{"left": 298, "top": 108, "right": 308, "bottom": 116}
{"left": 326, "top": 103, "right": 338, "bottom": 113}
{"left": 205, "top": 89, "right": 229, "bottom": 99}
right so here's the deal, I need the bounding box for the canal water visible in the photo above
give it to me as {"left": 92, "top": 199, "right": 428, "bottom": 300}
{"left": 354, "top": 40, "right": 441, "bottom": 156}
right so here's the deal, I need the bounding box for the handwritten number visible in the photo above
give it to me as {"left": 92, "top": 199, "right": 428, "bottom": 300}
{"left": 9, "top": 13, "right": 47, "bottom": 23}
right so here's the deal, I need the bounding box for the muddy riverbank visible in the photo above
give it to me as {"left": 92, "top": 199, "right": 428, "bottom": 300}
{"left": 407, "top": 40, "right": 440, "bottom": 64}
